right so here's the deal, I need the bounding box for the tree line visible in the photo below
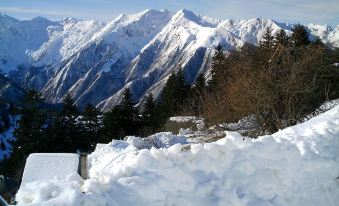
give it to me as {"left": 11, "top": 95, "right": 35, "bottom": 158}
{"left": 0, "top": 69, "right": 191, "bottom": 178}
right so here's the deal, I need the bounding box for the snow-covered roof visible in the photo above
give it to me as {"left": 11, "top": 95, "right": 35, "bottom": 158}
{"left": 21, "top": 153, "right": 80, "bottom": 185}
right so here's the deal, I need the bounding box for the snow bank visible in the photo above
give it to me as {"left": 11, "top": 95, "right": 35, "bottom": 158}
{"left": 16, "top": 106, "right": 339, "bottom": 206}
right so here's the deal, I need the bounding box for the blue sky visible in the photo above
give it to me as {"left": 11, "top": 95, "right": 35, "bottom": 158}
{"left": 1, "top": 0, "right": 338, "bottom": 25}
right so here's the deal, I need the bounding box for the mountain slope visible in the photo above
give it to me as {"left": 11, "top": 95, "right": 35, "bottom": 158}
{"left": 1, "top": 9, "right": 338, "bottom": 111}
{"left": 0, "top": 74, "right": 25, "bottom": 103}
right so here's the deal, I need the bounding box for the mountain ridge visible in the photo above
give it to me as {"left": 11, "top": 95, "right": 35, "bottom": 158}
{"left": 1, "top": 9, "right": 338, "bottom": 111}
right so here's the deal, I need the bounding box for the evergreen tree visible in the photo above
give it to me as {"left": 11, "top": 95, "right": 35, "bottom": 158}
{"left": 310, "top": 37, "right": 325, "bottom": 47}
{"left": 291, "top": 24, "right": 310, "bottom": 47}
{"left": 103, "top": 88, "right": 140, "bottom": 139}
{"left": 10, "top": 90, "right": 48, "bottom": 175}
{"left": 60, "top": 94, "right": 79, "bottom": 116}
{"left": 188, "top": 73, "right": 206, "bottom": 115}
{"left": 13, "top": 90, "right": 47, "bottom": 154}
{"left": 141, "top": 93, "right": 157, "bottom": 133}
{"left": 208, "top": 44, "right": 226, "bottom": 90}
{"left": 193, "top": 73, "right": 206, "bottom": 95}
{"left": 258, "top": 27, "right": 275, "bottom": 63}
{"left": 51, "top": 94, "right": 80, "bottom": 152}
{"left": 103, "top": 107, "right": 123, "bottom": 140}
{"left": 119, "top": 88, "right": 140, "bottom": 136}
{"left": 80, "top": 103, "right": 102, "bottom": 151}
{"left": 274, "top": 29, "right": 290, "bottom": 47}
{"left": 157, "top": 69, "right": 190, "bottom": 123}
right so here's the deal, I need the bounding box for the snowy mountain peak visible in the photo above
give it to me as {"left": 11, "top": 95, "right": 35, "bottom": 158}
{"left": 172, "top": 9, "right": 216, "bottom": 28}
{"left": 1, "top": 10, "right": 338, "bottom": 110}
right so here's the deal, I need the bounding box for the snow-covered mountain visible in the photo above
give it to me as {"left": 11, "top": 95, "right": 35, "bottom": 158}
{"left": 1, "top": 10, "right": 338, "bottom": 111}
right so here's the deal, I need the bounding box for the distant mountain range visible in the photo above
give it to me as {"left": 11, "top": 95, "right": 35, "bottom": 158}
{"left": 1, "top": 9, "right": 338, "bottom": 111}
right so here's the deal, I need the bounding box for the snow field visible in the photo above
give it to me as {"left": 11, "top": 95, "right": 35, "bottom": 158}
{"left": 16, "top": 105, "right": 339, "bottom": 205}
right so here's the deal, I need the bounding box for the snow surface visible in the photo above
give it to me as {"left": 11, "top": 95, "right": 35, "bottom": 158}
{"left": 20, "top": 153, "right": 80, "bottom": 185}
{"left": 16, "top": 105, "right": 339, "bottom": 206}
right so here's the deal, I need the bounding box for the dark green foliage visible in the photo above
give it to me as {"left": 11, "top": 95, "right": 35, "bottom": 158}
{"left": 12, "top": 90, "right": 48, "bottom": 154}
{"left": 258, "top": 27, "right": 275, "bottom": 65}
{"left": 103, "top": 88, "right": 140, "bottom": 139}
{"left": 60, "top": 94, "right": 79, "bottom": 116}
{"left": 310, "top": 37, "right": 325, "bottom": 47}
{"left": 291, "top": 24, "right": 310, "bottom": 47}
{"left": 259, "top": 27, "right": 275, "bottom": 51}
{"left": 274, "top": 29, "right": 289, "bottom": 47}
{"left": 50, "top": 94, "right": 80, "bottom": 152}
{"left": 188, "top": 73, "right": 207, "bottom": 115}
{"left": 80, "top": 103, "right": 103, "bottom": 151}
{"left": 103, "top": 107, "right": 124, "bottom": 140}
{"left": 156, "top": 69, "right": 190, "bottom": 123}
{"left": 141, "top": 94, "right": 157, "bottom": 129}
{"left": 2, "top": 90, "right": 49, "bottom": 177}
{"left": 208, "top": 44, "right": 227, "bottom": 90}
{"left": 118, "top": 88, "right": 140, "bottom": 135}
{"left": 193, "top": 73, "right": 207, "bottom": 95}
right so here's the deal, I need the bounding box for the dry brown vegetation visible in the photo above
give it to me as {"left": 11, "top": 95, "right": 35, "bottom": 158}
{"left": 188, "top": 27, "right": 339, "bottom": 136}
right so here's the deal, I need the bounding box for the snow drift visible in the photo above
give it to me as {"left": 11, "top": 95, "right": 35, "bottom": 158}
{"left": 16, "top": 105, "right": 339, "bottom": 205}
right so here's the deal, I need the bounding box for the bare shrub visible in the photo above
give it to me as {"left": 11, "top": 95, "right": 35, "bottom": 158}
{"left": 201, "top": 44, "right": 339, "bottom": 136}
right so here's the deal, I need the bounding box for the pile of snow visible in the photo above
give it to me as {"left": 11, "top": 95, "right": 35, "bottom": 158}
{"left": 16, "top": 105, "right": 339, "bottom": 205}
{"left": 220, "top": 115, "right": 258, "bottom": 132}
{"left": 170, "top": 116, "right": 205, "bottom": 131}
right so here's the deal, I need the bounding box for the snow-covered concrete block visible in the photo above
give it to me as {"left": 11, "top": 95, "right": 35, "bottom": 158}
{"left": 21, "top": 153, "right": 80, "bottom": 185}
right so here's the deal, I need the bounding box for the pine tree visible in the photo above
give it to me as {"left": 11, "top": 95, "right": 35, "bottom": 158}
{"left": 258, "top": 27, "right": 275, "bottom": 63}
{"left": 189, "top": 73, "right": 206, "bottom": 115}
{"left": 208, "top": 44, "right": 226, "bottom": 90}
{"left": 60, "top": 94, "right": 79, "bottom": 116}
{"left": 274, "top": 29, "right": 289, "bottom": 47}
{"left": 156, "top": 69, "right": 190, "bottom": 123}
{"left": 51, "top": 94, "right": 80, "bottom": 152}
{"left": 141, "top": 93, "right": 157, "bottom": 132}
{"left": 11, "top": 90, "right": 48, "bottom": 173}
{"left": 193, "top": 73, "right": 206, "bottom": 95}
{"left": 291, "top": 24, "right": 310, "bottom": 47}
{"left": 310, "top": 37, "right": 325, "bottom": 47}
{"left": 103, "top": 107, "right": 123, "bottom": 140}
{"left": 103, "top": 88, "right": 140, "bottom": 139}
{"left": 119, "top": 88, "right": 140, "bottom": 136}
{"left": 81, "top": 103, "right": 102, "bottom": 151}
